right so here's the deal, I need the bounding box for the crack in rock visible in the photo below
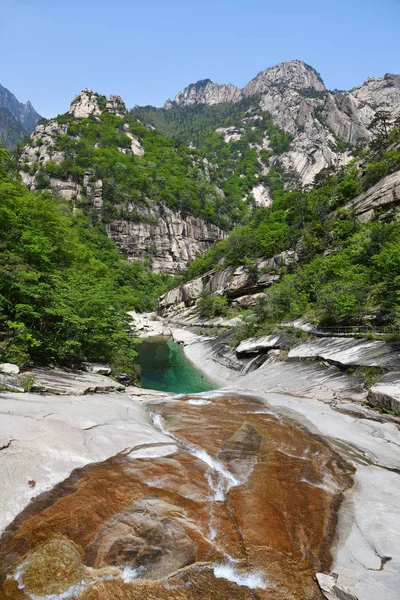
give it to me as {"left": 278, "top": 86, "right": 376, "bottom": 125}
{"left": 0, "top": 439, "right": 14, "bottom": 451}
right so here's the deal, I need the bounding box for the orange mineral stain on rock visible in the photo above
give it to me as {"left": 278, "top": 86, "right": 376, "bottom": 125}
{"left": 0, "top": 394, "right": 353, "bottom": 600}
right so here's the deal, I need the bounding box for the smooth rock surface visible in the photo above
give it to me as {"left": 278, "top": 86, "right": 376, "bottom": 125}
{"left": 181, "top": 337, "right": 400, "bottom": 600}
{"left": 0, "top": 393, "right": 352, "bottom": 600}
{"left": 26, "top": 367, "right": 126, "bottom": 395}
{"left": 0, "top": 363, "right": 19, "bottom": 375}
{"left": 0, "top": 389, "right": 176, "bottom": 533}
{"left": 236, "top": 335, "right": 282, "bottom": 355}
{"left": 288, "top": 336, "right": 400, "bottom": 368}
{"left": 368, "top": 371, "right": 400, "bottom": 413}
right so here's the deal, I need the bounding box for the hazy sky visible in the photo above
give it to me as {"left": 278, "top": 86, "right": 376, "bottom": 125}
{"left": 2, "top": 0, "right": 399, "bottom": 117}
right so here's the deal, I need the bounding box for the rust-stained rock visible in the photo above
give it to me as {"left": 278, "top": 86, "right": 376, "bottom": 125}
{"left": 0, "top": 394, "right": 352, "bottom": 600}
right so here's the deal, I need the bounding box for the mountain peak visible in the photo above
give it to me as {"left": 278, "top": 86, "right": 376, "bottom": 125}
{"left": 244, "top": 60, "right": 326, "bottom": 95}
{"left": 164, "top": 60, "right": 326, "bottom": 111}
{"left": 69, "top": 89, "right": 102, "bottom": 118}
{"left": 0, "top": 83, "right": 41, "bottom": 137}
{"left": 166, "top": 79, "right": 243, "bottom": 109}
{"left": 69, "top": 90, "right": 127, "bottom": 119}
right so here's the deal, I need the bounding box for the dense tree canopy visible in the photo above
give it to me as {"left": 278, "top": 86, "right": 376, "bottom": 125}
{"left": 186, "top": 126, "right": 400, "bottom": 329}
{"left": 0, "top": 147, "right": 169, "bottom": 373}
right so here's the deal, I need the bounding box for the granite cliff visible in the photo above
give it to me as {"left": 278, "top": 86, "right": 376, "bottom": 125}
{"left": 18, "top": 90, "right": 226, "bottom": 273}
{"left": 157, "top": 60, "right": 400, "bottom": 186}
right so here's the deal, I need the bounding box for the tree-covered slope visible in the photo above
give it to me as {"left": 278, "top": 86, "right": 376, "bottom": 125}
{"left": 0, "top": 146, "right": 169, "bottom": 373}
{"left": 133, "top": 98, "right": 294, "bottom": 210}
{"left": 183, "top": 124, "right": 400, "bottom": 330}
{"left": 20, "top": 91, "right": 245, "bottom": 229}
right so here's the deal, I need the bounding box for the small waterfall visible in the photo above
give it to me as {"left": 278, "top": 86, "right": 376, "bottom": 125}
{"left": 150, "top": 411, "right": 239, "bottom": 501}
{"left": 212, "top": 562, "right": 269, "bottom": 590}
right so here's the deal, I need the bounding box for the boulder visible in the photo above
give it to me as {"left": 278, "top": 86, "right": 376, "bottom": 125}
{"left": 0, "top": 363, "right": 20, "bottom": 375}
{"left": 24, "top": 367, "right": 125, "bottom": 395}
{"left": 368, "top": 372, "right": 400, "bottom": 413}
{"left": 231, "top": 293, "right": 265, "bottom": 308}
{"left": 82, "top": 363, "right": 112, "bottom": 376}
{"left": 236, "top": 335, "right": 282, "bottom": 356}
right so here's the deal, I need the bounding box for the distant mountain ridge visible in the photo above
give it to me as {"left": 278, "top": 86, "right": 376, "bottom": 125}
{"left": 0, "top": 83, "right": 41, "bottom": 149}
{"left": 151, "top": 60, "right": 400, "bottom": 185}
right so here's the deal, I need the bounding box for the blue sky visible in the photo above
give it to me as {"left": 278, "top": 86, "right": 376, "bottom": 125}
{"left": 2, "top": 0, "right": 399, "bottom": 117}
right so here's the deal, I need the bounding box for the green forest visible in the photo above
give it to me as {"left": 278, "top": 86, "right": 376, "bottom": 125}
{"left": 186, "top": 124, "right": 400, "bottom": 331}
{"left": 3, "top": 94, "right": 400, "bottom": 373}
{"left": 21, "top": 107, "right": 246, "bottom": 230}
{"left": 0, "top": 147, "right": 169, "bottom": 374}
{"left": 134, "top": 98, "right": 295, "bottom": 209}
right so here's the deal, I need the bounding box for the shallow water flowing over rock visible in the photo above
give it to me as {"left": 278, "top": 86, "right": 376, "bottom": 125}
{"left": 0, "top": 393, "right": 352, "bottom": 600}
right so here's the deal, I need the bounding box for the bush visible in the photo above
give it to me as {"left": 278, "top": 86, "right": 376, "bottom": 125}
{"left": 0, "top": 148, "right": 170, "bottom": 376}
{"left": 197, "top": 294, "right": 229, "bottom": 318}
{"left": 213, "top": 296, "right": 229, "bottom": 317}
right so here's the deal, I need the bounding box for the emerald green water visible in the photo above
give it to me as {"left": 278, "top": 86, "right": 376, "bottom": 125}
{"left": 135, "top": 337, "right": 215, "bottom": 394}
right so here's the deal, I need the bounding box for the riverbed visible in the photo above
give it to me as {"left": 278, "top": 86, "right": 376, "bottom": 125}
{"left": 0, "top": 329, "right": 399, "bottom": 600}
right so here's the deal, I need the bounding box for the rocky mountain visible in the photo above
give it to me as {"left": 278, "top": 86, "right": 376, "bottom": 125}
{"left": 0, "top": 83, "right": 41, "bottom": 149}
{"left": 0, "top": 107, "right": 26, "bottom": 150}
{"left": 139, "top": 60, "right": 400, "bottom": 187}
{"left": 19, "top": 89, "right": 228, "bottom": 274}
{"left": 16, "top": 62, "right": 400, "bottom": 275}
{"left": 164, "top": 78, "right": 243, "bottom": 108}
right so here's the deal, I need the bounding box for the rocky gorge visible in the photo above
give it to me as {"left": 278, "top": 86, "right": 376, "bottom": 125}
{"left": 1, "top": 56, "right": 400, "bottom": 600}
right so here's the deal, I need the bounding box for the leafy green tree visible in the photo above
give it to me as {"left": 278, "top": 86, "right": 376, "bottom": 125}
{"left": 0, "top": 147, "right": 170, "bottom": 375}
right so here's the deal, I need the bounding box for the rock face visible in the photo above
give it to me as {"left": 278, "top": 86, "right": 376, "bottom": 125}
{"left": 158, "top": 250, "right": 297, "bottom": 316}
{"left": 165, "top": 78, "right": 243, "bottom": 108}
{"left": 158, "top": 264, "right": 279, "bottom": 314}
{"left": 106, "top": 205, "right": 225, "bottom": 274}
{"left": 69, "top": 89, "right": 103, "bottom": 118}
{"left": 344, "top": 168, "right": 400, "bottom": 221}
{"left": 250, "top": 183, "right": 272, "bottom": 207}
{"left": 165, "top": 60, "right": 400, "bottom": 185}
{"left": 368, "top": 371, "right": 400, "bottom": 413}
{"left": 19, "top": 120, "right": 69, "bottom": 192}
{"left": 106, "top": 94, "right": 127, "bottom": 118}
